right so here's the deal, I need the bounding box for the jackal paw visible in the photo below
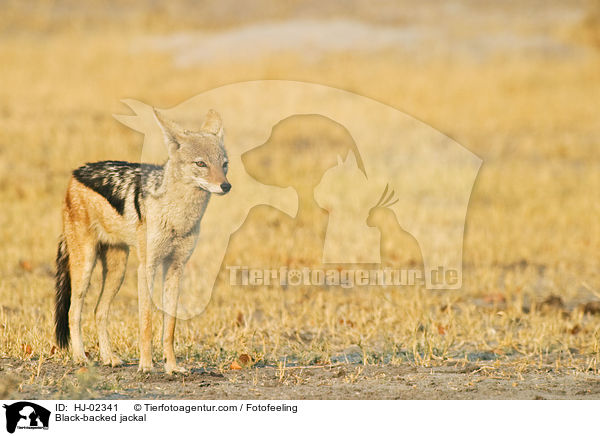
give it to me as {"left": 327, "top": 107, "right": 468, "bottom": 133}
{"left": 138, "top": 362, "right": 155, "bottom": 373}
{"left": 72, "top": 354, "right": 89, "bottom": 365}
{"left": 102, "top": 355, "right": 124, "bottom": 367}
{"left": 165, "top": 364, "right": 188, "bottom": 375}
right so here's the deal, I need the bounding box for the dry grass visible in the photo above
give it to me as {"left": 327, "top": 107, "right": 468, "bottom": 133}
{"left": 577, "top": 0, "right": 600, "bottom": 48}
{"left": 1, "top": 0, "right": 599, "bottom": 394}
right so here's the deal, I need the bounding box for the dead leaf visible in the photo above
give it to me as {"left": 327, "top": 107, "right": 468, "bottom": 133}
{"left": 21, "top": 344, "right": 32, "bottom": 356}
{"left": 230, "top": 361, "right": 242, "bottom": 370}
{"left": 338, "top": 319, "right": 355, "bottom": 328}
{"left": 238, "top": 354, "right": 252, "bottom": 366}
{"left": 483, "top": 293, "right": 506, "bottom": 304}
{"left": 49, "top": 345, "right": 57, "bottom": 356}
{"left": 19, "top": 260, "right": 33, "bottom": 272}
{"left": 236, "top": 312, "right": 245, "bottom": 327}
{"left": 437, "top": 324, "right": 447, "bottom": 335}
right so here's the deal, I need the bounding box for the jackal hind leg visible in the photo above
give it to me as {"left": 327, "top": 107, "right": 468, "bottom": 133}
{"left": 96, "top": 244, "right": 129, "bottom": 367}
{"left": 66, "top": 235, "right": 97, "bottom": 364}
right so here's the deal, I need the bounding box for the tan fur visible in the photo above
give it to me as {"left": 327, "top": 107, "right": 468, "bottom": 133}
{"left": 60, "top": 109, "right": 229, "bottom": 373}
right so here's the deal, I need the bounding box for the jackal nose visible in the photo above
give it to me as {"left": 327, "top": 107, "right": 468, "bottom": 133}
{"left": 220, "top": 182, "right": 231, "bottom": 193}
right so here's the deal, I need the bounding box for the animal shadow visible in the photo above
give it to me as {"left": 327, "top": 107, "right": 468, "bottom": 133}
{"left": 229, "top": 114, "right": 365, "bottom": 269}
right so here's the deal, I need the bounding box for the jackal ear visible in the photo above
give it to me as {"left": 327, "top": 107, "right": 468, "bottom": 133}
{"left": 201, "top": 109, "right": 224, "bottom": 140}
{"left": 153, "top": 108, "right": 181, "bottom": 155}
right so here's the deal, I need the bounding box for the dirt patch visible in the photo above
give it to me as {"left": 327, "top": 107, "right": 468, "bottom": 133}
{"left": 2, "top": 358, "right": 600, "bottom": 400}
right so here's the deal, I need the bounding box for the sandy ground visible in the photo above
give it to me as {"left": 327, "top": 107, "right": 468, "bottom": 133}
{"left": 3, "top": 358, "right": 600, "bottom": 400}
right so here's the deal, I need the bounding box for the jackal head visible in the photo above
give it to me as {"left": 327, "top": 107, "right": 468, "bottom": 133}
{"left": 154, "top": 108, "right": 231, "bottom": 195}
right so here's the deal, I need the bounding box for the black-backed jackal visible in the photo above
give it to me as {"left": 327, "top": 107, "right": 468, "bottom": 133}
{"left": 55, "top": 109, "right": 230, "bottom": 373}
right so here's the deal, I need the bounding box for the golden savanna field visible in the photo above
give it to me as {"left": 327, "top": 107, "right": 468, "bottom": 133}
{"left": 0, "top": 0, "right": 599, "bottom": 399}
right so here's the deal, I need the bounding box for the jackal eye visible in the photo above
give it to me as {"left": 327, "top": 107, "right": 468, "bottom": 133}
{"left": 195, "top": 161, "right": 207, "bottom": 168}
{"left": 223, "top": 161, "right": 228, "bottom": 170}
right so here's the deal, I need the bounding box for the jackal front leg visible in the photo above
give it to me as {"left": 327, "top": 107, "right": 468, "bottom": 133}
{"left": 162, "top": 260, "right": 186, "bottom": 374}
{"left": 137, "top": 261, "right": 156, "bottom": 372}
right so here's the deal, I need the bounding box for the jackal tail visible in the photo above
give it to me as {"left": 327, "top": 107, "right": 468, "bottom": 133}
{"left": 55, "top": 235, "right": 71, "bottom": 348}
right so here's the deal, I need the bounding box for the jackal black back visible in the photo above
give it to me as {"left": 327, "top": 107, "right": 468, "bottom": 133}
{"left": 72, "top": 161, "right": 163, "bottom": 220}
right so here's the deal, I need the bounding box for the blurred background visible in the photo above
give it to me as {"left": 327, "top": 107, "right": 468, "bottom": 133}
{"left": 0, "top": 0, "right": 599, "bottom": 369}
